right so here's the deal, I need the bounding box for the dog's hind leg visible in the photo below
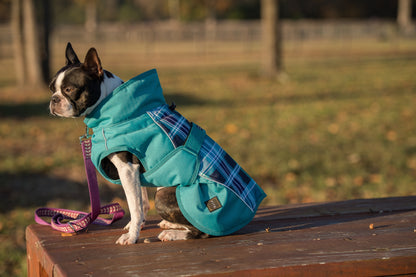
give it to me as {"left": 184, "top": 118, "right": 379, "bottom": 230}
{"left": 155, "top": 187, "right": 208, "bottom": 241}
{"left": 108, "top": 153, "right": 144, "bottom": 245}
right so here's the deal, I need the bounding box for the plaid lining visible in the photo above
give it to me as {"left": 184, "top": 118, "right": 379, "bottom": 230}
{"left": 199, "top": 137, "right": 260, "bottom": 212}
{"left": 147, "top": 105, "right": 191, "bottom": 147}
{"left": 148, "top": 105, "right": 261, "bottom": 212}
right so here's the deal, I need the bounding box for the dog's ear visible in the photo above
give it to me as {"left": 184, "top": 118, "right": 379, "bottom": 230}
{"left": 65, "top": 42, "right": 80, "bottom": 65}
{"left": 83, "top": 48, "right": 103, "bottom": 78}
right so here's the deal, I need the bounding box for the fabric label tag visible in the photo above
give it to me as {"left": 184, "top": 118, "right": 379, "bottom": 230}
{"left": 205, "top": 196, "right": 222, "bottom": 212}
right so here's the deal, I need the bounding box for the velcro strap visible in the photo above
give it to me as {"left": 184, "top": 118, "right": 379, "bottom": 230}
{"left": 184, "top": 123, "right": 206, "bottom": 155}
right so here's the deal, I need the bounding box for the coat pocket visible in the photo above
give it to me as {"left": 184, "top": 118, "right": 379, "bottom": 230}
{"left": 141, "top": 146, "right": 200, "bottom": 187}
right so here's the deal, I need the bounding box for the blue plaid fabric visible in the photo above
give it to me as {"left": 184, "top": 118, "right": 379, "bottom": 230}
{"left": 147, "top": 105, "right": 191, "bottom": 147}
{"left": 199, "top": 137, "right": 261, "bottom": 212}
{"left": 148, "top": 105, "right": 262, "bottom": 212}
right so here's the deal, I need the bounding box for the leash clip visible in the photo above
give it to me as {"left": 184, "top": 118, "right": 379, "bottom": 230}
{"left": 79, "top": 126, "right": 91, "bottom": 143}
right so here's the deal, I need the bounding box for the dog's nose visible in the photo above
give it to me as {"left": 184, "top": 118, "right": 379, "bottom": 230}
{"left": 51, "top": 95, "right": 61, "bottom": 104}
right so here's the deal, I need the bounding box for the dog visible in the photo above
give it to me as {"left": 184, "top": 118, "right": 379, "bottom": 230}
{"left": 49, "top": 43, "right": 266, "bottom": 245}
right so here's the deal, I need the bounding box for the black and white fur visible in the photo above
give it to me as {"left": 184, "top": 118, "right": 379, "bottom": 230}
{"left": 49, "top": 43, "right": 207, "bottom": 244}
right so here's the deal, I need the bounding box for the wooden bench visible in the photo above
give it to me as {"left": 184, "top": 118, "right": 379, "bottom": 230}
{"left": 26, "top": 196, "right": 416, "bottom": 276}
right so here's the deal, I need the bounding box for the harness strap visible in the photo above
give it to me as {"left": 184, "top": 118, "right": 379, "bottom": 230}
{"left": 34, "top": 137, "right": 124, "bottom": 233}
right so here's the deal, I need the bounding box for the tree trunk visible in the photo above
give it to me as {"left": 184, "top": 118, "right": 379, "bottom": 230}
{"left": 11, "top": 0, "right": 26, "bottom": 86}
{"left": 85, "top": 0, "right": 97, "bottom": 41}
{"left": 397, "top": 0, "right": 412, "bottom": 34}
{"left": 168, "top": 0, "right": 180, "bottom": 22}
{"left": 22, "top": 0, "right": 43, "bottom": 86}
{"left": 39, "top": 0, "right": 51, "bottom": 84}
{"left": 261, "top": 0, "right": 282, "bottom": 78}
{"left": 11, "top": 0, "right": 50, "bottom": 86}
{"left": 205, "top": 0, "right": 216, "bottom": 41}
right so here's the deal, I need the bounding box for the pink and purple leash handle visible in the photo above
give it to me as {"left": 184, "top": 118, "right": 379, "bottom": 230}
{"left": 34, "top": 133, "right": 124, "bottom": 233}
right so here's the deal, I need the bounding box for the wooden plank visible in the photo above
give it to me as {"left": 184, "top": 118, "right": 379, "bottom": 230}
{"left": 26, "top": 196, "right": 416, "bottom": 277}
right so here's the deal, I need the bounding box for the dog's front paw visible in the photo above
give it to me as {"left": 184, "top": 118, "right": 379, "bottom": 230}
{"left": 124, "top": 221, "right": 131, "bottom": 230}
{"left": 116, "top": 232, "right": 138, "bottom": 245}
{"left": 158, "top": 230, "right": 189, "bottom": 241}
{"left": 124, "top": 220, "right": 146, "bottom": 231}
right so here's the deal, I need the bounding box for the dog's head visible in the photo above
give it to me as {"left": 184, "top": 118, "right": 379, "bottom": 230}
{"left": 49, "top": 42, "right": 122, "bottom": 118}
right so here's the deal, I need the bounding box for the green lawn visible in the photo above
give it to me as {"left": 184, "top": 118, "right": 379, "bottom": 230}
{"left": 1, "top": 38, "right": 416, "bottom": 276}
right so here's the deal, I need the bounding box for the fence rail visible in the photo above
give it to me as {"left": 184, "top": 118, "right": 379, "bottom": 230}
{"left": 1, "top": 19, "right": 413, "bottom": 61}
{"left": 0, "top": 19, "right": 407, "bottom": 45}
{"left": 56, "top": 19, "right": 401, "bottom": 42}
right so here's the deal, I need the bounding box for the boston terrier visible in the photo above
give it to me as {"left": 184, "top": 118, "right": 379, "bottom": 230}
{"left": 49, "top": 43, "right": 266, "bottom": 245}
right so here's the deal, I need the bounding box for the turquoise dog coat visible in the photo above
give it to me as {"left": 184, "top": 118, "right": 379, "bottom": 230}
{"left": 84, "top": 69, "right": 266, "bottom": 236}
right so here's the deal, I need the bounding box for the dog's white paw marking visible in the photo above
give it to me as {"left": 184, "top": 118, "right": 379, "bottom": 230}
{"left": 124, "top": 221, "right": 131, "bottom": 230}
{"left": 124, "top": 221, "right": 146, "bottom": 231}
{"left": 116, "top": 233, "right": 138, "bottom": 245}
{"left": 158, "top": 220, "right": 185, "bottom": 230}
{"left": 158, "top": 220, "right": 170, "bottom": 229}
{"left": 158, "top": 230, "right": 189, "bottom": 241}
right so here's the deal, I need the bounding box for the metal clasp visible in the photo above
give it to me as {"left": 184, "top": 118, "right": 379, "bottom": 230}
{"left": 79, "top": 126, "right": 92, "bottom": 143}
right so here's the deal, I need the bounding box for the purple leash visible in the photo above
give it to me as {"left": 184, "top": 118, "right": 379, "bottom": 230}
{"left": 34, "top": 132, "right": 124, "bottom": 233}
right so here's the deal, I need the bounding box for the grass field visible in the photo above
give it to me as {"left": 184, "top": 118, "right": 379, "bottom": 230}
{"left": 1, "top": 38, "right": 416, "bottom": 276}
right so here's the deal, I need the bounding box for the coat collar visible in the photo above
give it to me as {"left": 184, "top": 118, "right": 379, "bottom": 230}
{"left": 84, "top": 69, "right": 166, "bottom": 129}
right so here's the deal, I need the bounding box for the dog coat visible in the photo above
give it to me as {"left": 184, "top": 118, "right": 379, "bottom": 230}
{"left": 84, "top": 69, "right": 266, "bottom": 236}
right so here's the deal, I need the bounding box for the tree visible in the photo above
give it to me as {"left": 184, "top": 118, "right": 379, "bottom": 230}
{"left": 168, "top": 0, "right": 180, "bottom": 22}
{"left": 261, "top": 0, "right": 283, "bottom": 78}
{"left": 39, "top": 0, "right": 51, "bottom": 84}
{"left": 11, "top": 0, "right": 50, "bottom": 87}
{"left": 397, "top": 0, "right": 413, "bottom": 34}
{"left": 84, "top": 0, "right": 97, "bottom": 40}
{"left": 11, "top": 0, "right": 25, "bottom": 86}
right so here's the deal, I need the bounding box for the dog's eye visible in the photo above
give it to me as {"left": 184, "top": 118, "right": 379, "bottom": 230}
{"left": 64, "top": 87, "right": 72, "bottom": 93}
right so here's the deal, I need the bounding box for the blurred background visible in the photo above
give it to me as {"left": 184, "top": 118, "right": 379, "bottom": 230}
{"left": 1, "top": 0, "right": 416, "bottom": 275}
